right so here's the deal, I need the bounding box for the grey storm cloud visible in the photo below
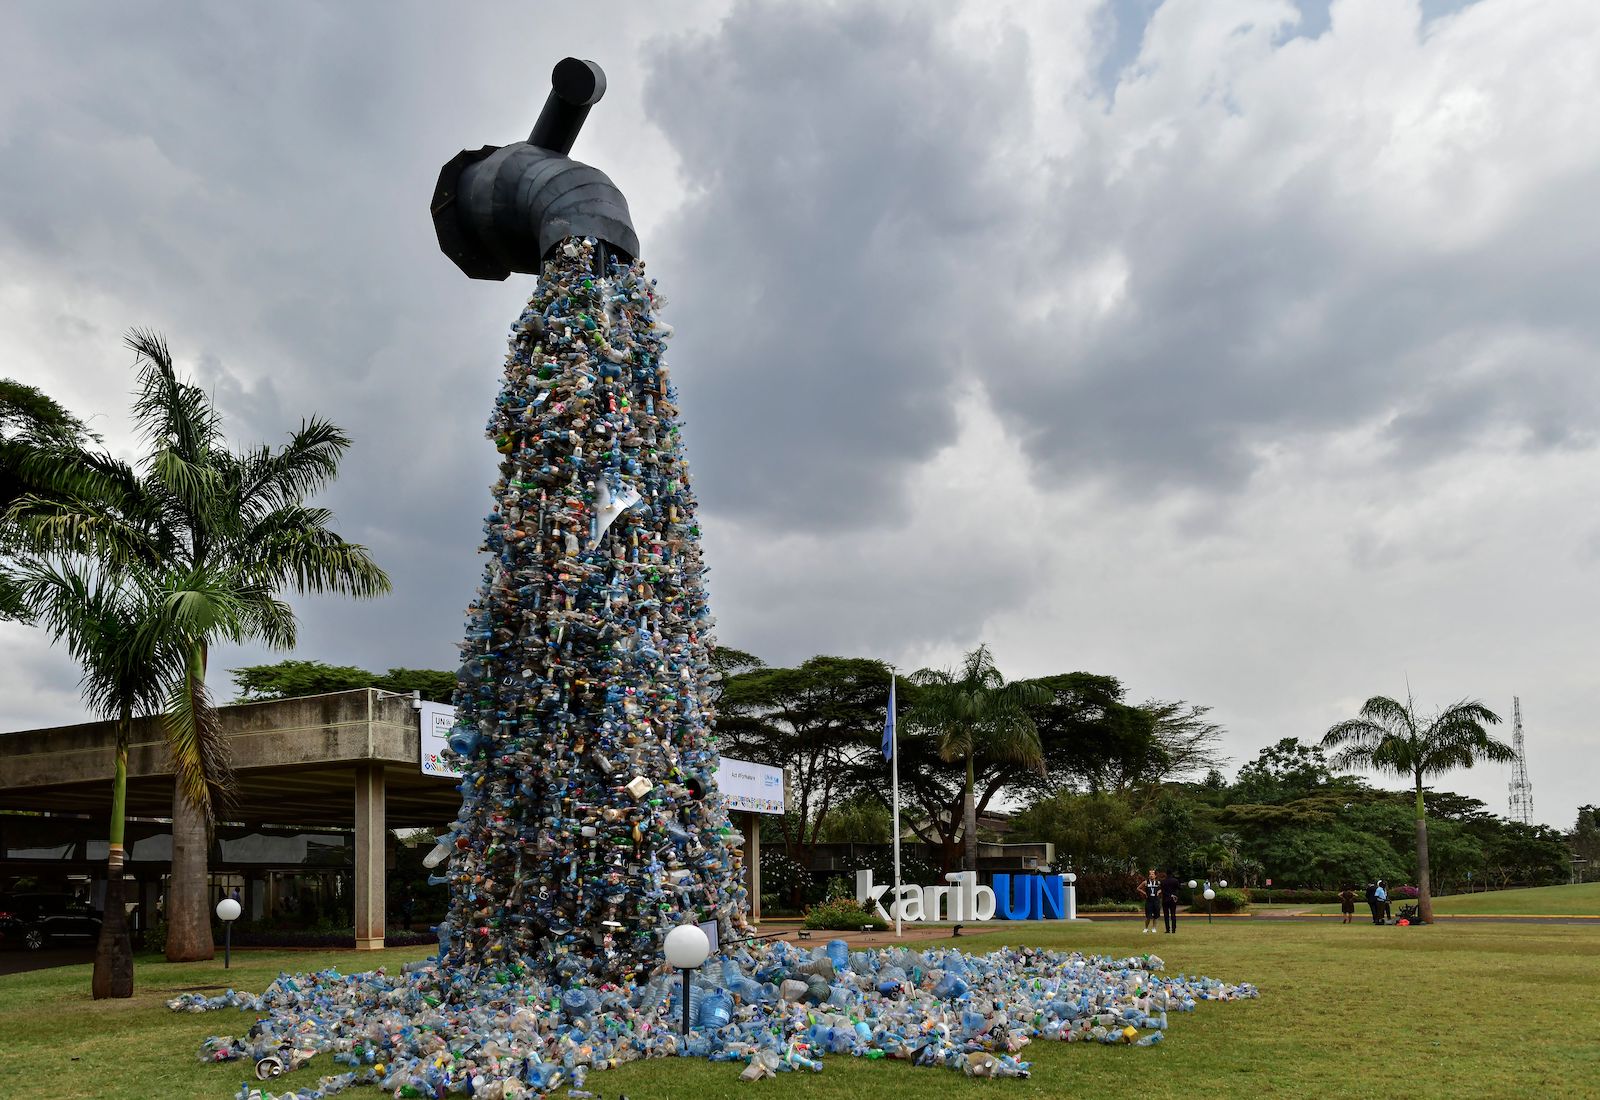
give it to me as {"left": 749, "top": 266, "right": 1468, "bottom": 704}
{"left": 643, "top": 1, "right": 1033, "bottom": 532}
{"left": 2, "top": 0, "right": 1597, "bottom": 830}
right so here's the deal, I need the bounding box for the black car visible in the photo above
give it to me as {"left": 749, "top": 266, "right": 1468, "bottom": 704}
{"left": 0, "top": 894, "right": 103, "bottom": 950}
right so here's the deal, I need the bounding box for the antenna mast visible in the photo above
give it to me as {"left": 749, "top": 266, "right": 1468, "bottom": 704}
{"left": 1508, "top": 696, "right": 1533, "bottom": 824}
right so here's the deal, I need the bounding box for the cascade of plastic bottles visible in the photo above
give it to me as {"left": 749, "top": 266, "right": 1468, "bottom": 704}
{"left": 431, "top": 236, "right": 748, "bottom": 985}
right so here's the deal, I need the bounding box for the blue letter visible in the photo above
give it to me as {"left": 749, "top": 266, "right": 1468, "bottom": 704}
{"left": 992, "top": 874, "right": 1037, "bottom": 920}
{"left": 1038, "top": 875, "right": 1066, "bottom": 920}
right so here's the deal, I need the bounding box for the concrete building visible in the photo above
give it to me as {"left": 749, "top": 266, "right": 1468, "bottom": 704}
{"left": 0, "top": 689, "right": 461, "bottom": 950}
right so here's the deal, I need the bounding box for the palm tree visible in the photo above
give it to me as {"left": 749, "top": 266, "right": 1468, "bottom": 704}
{"left": 10, "top": 331, "right": 390, "bottom": 959}
{"left": 11, "top": 558, "right": 179, "bottom": 996}
{"left": 0, "top": 379, "right": 97, "bottom": 620}
{"left": 907, "top": 645, "right": 1050, "bottom": 870}
{"left": 1322, "top": 693, "right": 1512, "bottom": 923}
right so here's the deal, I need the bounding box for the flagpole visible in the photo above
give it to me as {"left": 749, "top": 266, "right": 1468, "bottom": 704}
{"left": 891, "top": 673, "right": 902, "bottom": 939}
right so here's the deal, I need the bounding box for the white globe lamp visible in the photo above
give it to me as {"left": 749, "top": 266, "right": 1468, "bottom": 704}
{"left": 1187, "top": 879, "right": 1197, "bottom": 890}
{"left": 1219, "top": 879, "right": 1228, "bottom": 889}
{"left": 665, "top": 924, "right": 712, "bottom": 1036}
{"left": 215, "top": 896, "right": 242, "bottom": 968}
{"left": 1203, "top": 888, "right": 1216, "bottom": 901}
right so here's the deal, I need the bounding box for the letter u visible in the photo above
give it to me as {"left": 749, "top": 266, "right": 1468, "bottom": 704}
{"left": 992, "top": 874, "right": 1037, "bottom": 920}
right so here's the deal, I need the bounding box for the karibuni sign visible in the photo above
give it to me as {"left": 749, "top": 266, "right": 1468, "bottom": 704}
{"left": 857, "top": 869, "right": 1078, "bottom": 922}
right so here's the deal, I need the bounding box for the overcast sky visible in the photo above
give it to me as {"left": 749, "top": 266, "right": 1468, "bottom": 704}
{"left": 3, "top": 0, "right": 1596, "bottom": 833}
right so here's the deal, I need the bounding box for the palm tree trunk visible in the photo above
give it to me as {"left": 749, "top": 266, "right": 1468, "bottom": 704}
{"left": 1415, "top": 778, "right": 1432, "bottom": 924}
{"left": 166, "top": 645, "right": 215, "bottom": 961}
{"left": 92, "top": 716, "right": 134, "bottom": 998}
{"left": 962, "top": 753, "right": 978, "bottom": 872}
{"left": 166, "top": 782, "right": 214, "bottom": 960}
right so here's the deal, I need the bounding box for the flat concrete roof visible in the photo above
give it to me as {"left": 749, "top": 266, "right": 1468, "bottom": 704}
{"left": 0, "top": 689, "right": 463, "bottom": 829}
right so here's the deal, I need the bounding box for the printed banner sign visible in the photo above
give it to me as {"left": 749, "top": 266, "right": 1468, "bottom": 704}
{"left": 715, "top": 756, "right": 786, "bottom": 815}
{"left": 419, "top": 701, "right": 464, "bottom": 779}
{"left": 420, "top": 705, "right": 784, "bottom": 815}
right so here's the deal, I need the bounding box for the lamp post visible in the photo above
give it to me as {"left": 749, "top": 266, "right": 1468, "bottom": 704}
{"left": 1202, "top": 882, "right": 1216, "bottom": 924}
{"left": 664, "top": 924, "right": 711, "bottom": 1037}
{"left": 216, "top": 897, "right": 241, "bottom": 968}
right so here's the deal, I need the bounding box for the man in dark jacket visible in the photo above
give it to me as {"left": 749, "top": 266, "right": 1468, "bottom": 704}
{"left": 1160, "top": 871, "right": 1182, "bottom": 933}
{"left": 1365, "top": 882, "right": 1382, "bottom": 924}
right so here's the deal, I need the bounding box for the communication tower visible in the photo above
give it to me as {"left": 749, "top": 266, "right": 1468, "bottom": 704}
{"left": 1508, "top": 696, "right": 1533, "bottom": 824}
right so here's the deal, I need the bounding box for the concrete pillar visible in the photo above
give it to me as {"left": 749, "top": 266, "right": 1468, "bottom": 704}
{"left": 747, "top": 811, "right": 761, "bottom": 924}
{"left": 354, "top": 764, "right": 386, "bottom": 950}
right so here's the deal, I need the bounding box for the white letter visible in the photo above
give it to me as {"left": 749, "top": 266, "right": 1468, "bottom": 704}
{"left": 973, "top": 884, "right": 996, "bottom": 920}
{"left": 921, "top": 884, "right": 949, "bottom": 922}
{"left": 896, "top": 884, "right": 926, "bottom": 921}
{"left": 944, "top": 872, "right": 978, "bottom": 920}
{"left": 856, "top": 869, "right": 890, "bottom": 921}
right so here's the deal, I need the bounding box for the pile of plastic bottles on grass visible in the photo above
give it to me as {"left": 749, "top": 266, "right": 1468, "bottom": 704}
{"left": 170, "top": 938, "right": 1259, "bottom": 1098}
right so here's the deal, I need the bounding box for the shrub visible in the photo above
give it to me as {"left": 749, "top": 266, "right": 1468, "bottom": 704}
{"left": 1071, "top": 871, "right": 1140, "bottom": 905}
{"left": 1396, "top": 884, "right": 1420, "bottom": 899}
{"left": 1078, "top": 902, "right": 1142, "bottom": 913}
{"left": 802, "top": 898, "right": 887, "bottom": 932}
{"left": 1187, "top": 887, "right": 1249, "bottom": 914}
{"left": 142, "top": 918, "right": 167, "bottom": 955}
{"left": 1254, "top": 889, "right": 1340, "bottom": 905}
{"left": 760, "top": 851, "right": 813, "bottom": 907}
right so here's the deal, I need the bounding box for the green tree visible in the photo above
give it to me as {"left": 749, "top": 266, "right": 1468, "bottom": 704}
{"left": 716, "top": 655, "right": 890, "bottom": 863}
{"left": 1570, "top": 806, "right": 1600, "bottom": 883}
{"left": 907, "top": 645, "right": 1050, "bottom": 871}
{"left": 11, "top": 558, "right": 178, "bottom": 997}
{"left": 1233, "top": 738, "right": 1337, "bottom": 805}
{"left": 10, "top": 332, "right": 390, "bottom": 960}
{"left": 0, "top": 380, "right": 97, "bottom": 619}
{"left": 1322, "top": 693, "right": 1512, "bottom": 923}
{"left": 815, "top": 792, "right": 891, "bottom": 844}
{"left": 1009, "top": 789, "right": 1142, "bottom": 873}
{"left": 1027, "top": 672, "right": 1161, "bottom": 794}
{"left": 230, "top": 659, "right": 456, "bottom": 703}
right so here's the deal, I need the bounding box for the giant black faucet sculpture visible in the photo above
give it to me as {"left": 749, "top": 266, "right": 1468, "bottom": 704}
{"left": 167, "top": 58, "right": 1263, "bottom": 1096}
{"left": 426, "top": 57, "right": 747, "bottom": 985}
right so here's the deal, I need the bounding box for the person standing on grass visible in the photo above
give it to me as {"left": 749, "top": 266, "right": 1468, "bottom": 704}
{"left": 1375, "top": 880, "right": 1390, "bottom": 923}
{"left": 1365, "top": 881, "right": 1381, "bottom": 924}
{"left": 1160, "top": 870, "right": 1182, "bottom": 933}
{"left": 1138, "top": 868, "right": 1162, "bottom": 933}
{"left": 1338, "top": 884, "right": 1357, "bottom": 924}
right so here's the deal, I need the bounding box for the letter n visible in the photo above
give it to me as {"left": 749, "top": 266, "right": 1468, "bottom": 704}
{"left": 1038, "top": 874, "right": 1066, "bottom": 920}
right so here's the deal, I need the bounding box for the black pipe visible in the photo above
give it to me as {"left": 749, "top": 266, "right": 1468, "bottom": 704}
{"left": 432, "top": 57, "right": 639, "bottom": 281}
{"left": 529, "top": 57, "right": 607, "bottom": 154}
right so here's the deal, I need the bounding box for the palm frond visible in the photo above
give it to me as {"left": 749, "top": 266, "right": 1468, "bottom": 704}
{"left": 127, "top": 329, "right": 221, "bottom": 467}
{"left": 163, "top": 643, "right": 233, "bottom": 822}
{"left": 232, "top": 418, "right": 352, "bottom": 520}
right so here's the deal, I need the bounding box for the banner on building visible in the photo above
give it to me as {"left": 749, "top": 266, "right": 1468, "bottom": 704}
{"left": 419, "top": 701, "right": 464, "bottom": 779}
{"left": 418, "top": 704, "right": 785, "bottom": 814}
{"left": 714, "top": 756, "right": 785, "bottom": 815}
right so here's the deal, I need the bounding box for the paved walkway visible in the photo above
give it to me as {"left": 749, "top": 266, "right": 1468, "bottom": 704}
{"left": 0, "top": 946, "right": 92, "bottom": 977}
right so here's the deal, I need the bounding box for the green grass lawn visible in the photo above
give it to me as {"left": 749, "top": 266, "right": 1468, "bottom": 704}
{"left": 2, "top": 919, "right": 1598, "bottom": 1099}
{"left": 1303, "top": 881, "right": 1600, "bottom": 917}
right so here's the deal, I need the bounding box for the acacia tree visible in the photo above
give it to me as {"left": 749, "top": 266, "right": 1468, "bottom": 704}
{"left": 715, "top": 655, "right": 889, "bottom": 864}
{"left": 907, "top": 645, "right": 1050, "bottom": 871}
{"left": 11, "top": 331, "right": 389, "bottom": 959}
{"left": 1323, "top": 693, "right": 1511, "bottom": 923}
{"left": 11, "top": 559, "right": 178, "bottom": 997}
